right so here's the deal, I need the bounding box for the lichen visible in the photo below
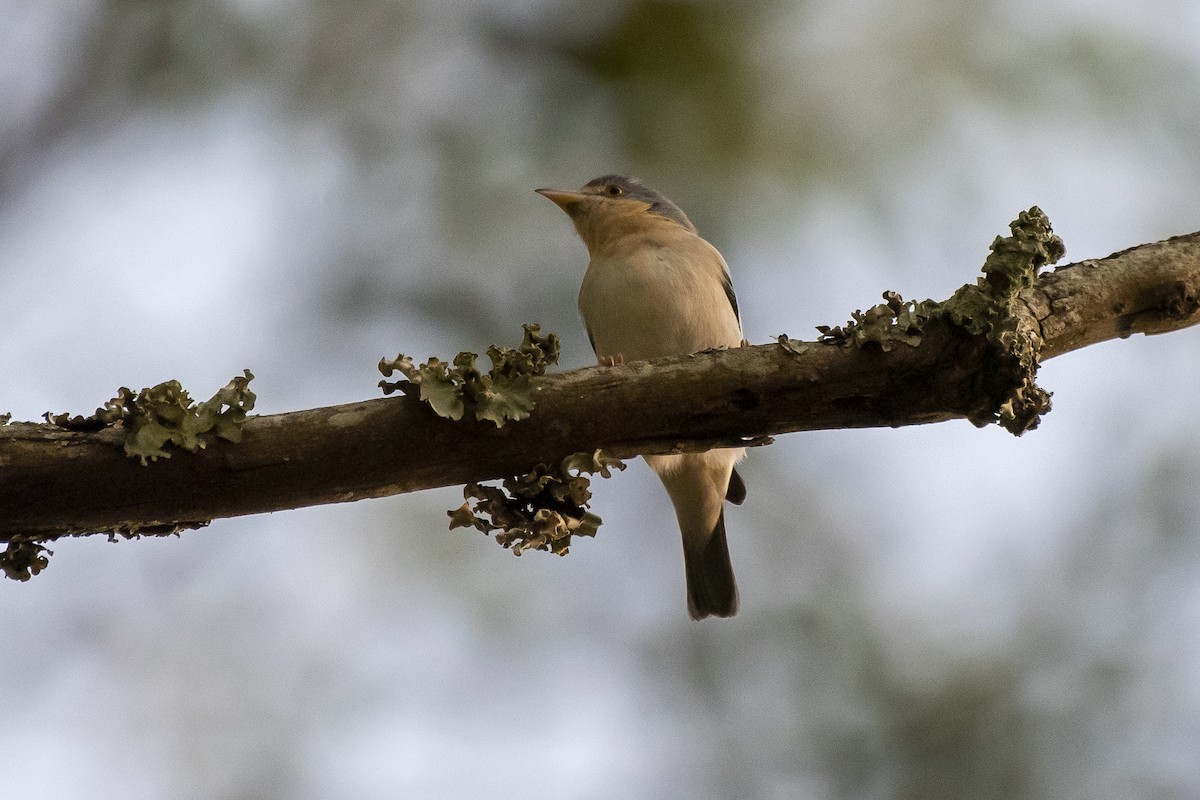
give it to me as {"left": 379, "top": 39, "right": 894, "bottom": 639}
{"left": 785, "top": 207, "right": 1064, "bottom": 435}
{"left": 379, "top": 324, "right": 560, "bottom": 427}
{"left": 808, "top": 290, "right": 932, "bottom": 351}
{"left": 104, "top": 520, "right": 211, "bottom": 541}
{"left": 449, "top": 450, "right": 625, "bottom": 555}
{"left": 44, "top": 370, "right": 257, "bottom": 464}
{"left": 0, "top": 538, "right": 52, "bottom": 581}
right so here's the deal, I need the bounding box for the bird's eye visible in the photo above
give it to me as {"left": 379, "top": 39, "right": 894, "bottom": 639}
{"left": 606, "top": 185, "right": 623, "bottom": 196}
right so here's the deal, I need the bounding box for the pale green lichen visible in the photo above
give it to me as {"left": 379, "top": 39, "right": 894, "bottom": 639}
{"left": 379, "top": 324, "right": 560, "bottom": 427}
{"left": 45, "top": 371, "right": 257, "bottom": 464}
{"left": 981, "top": 206, "right": 1066, "bottom": 295}
{"left": 449, "top": 450, "right": 625, "bottom": 556}
{"left": 382, "top": 328, "right": 619, "bottom": 551}
{"left": 1, "top": 521, "right": 210, "bottom": 582}
{"left": 947, "top": 206, "right": 1062, "bottom": 432}
{"left": 808, "top": 290, "right": 931, "bottom": 352}
{"left": 784, "top": 207, "right": 1064, "bottom": 435}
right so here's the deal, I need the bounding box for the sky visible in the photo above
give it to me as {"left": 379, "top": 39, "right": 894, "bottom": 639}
{"left": 3, "top": 1, "right": 1200, "bottom": 798}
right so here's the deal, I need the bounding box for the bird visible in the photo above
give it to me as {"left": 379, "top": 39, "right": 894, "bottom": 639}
{"left": 536, "top": 175, "right": 747, "bottom": 619}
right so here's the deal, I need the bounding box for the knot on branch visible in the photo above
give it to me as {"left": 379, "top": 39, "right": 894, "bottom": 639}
{"left": 1164, "top": 279, "right": 1200, "bottom": 321}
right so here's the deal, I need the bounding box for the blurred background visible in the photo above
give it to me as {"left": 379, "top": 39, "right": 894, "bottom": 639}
{"left": 3, "top": 1, "right": 1200, "bottom": 798}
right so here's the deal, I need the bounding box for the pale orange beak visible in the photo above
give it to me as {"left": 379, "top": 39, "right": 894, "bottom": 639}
{"left": 535, "top": 188, "right": 587, "bottom": 214}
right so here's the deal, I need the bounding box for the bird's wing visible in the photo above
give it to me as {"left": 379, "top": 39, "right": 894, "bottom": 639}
{"left": 725, "top": 467, "right": 747, "bottom": 505}
{"left": 721, "top": 269, "right": 740, "bottom": 323}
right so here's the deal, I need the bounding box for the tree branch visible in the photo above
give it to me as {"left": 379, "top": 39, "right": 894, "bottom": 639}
{"left": 2, "top": 230, "right": 1198, "bottom": 541}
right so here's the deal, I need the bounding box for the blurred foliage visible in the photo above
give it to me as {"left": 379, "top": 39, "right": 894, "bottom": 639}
{"left": 4, "top": 1, "right": 1200, "bottom": 797}
{"left": 639, "top": 437, "right": 1200, "bottom": 799}
{"left": 540, "top": 1, "right": 763, "bottom": 168}
{"left": 484, "top": 0, "right": 829, "bottom": 196}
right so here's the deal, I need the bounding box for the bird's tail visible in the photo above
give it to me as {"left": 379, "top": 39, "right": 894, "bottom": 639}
{"left": 682, "top": 511, "right": 739, "bottom": 620}
{"left": 648, "top": 451, "right": 743, "bottom": 620}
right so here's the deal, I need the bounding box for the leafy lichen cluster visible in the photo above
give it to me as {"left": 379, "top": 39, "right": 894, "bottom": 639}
{"left": 980, "top": 206, "right": 1066, "bottom": 294}
{"left": 939, "top": 207, "right": 1063, "bottom": 432}
{"left": 380, "top": 327, "right": 626, "bottom": 552}
{"left": 785, "top": 207, "right": 1065, "bottom": 435}
{"left": 0, "top": 538, "right": 52, "bottom": 581}
{"left": 809, "top": 290, "right": 931, "bottom": 352}
{"left": 1, "top": 521, "right": 209, "bottom": 582}
{"left": 448, "top": 450, "right": 626, "bottom": 556}
{"left": 4, "top": 376, "right": 252, "bottom": 579}
{"left": 379, "top": 324, "right": 560, "bottom": 427}
{"left": 44, "top": 370, "right": 257, "bottom": 465}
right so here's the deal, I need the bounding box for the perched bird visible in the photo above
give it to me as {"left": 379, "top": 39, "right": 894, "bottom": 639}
{"left": 536, "top": 175, "right": 747, "bottom": 619}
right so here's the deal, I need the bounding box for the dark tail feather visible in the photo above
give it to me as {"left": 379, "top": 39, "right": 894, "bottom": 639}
{"left": 684, "top": 512, "right": 739, "bottom": 620}
{"left": 725, "top": 468, "right": 747, "bottom": 505}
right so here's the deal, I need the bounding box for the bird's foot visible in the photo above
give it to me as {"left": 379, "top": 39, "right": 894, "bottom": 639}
{"left": 599, "top": 353, "right": 626, "bottom": 367}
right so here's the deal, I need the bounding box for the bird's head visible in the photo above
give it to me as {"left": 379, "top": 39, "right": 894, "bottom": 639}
{"left": 536, "top": 175, "right": 696, "bottom": 253}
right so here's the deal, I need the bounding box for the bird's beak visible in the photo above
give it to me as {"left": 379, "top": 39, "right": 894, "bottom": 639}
{"left": 535, "top": 188, "right": 587, "bottom": 215}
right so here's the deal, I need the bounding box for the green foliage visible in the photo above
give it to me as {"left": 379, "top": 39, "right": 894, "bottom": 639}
{"left": 44, "top": 371, "right": 257, "bottom": 465}
{"left": 449, "top": 450, "right": 626, "bottom": 556}
{"left": 787, "top": 208, "right": 1065, "bottom": 435}
{"left": 556, "top": 1, "right": 756, "bottom": 164}
{"left": 379, "top": 324, "right": 560, "bottom": 427}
